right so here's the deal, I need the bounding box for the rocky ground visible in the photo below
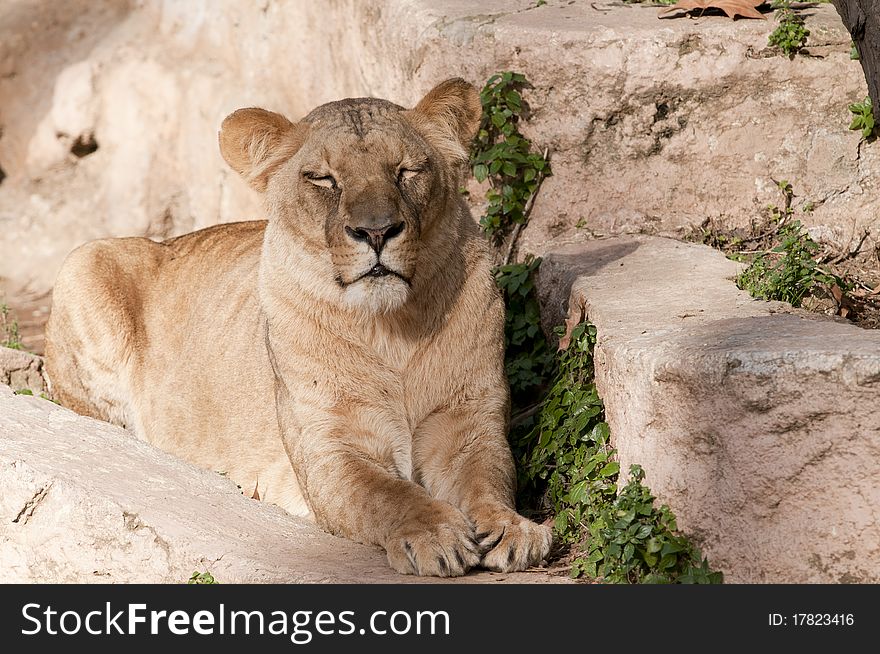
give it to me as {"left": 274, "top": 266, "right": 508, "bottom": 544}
{"left": 0, "top": 384, "right": 567, "bottom": 583}
{"left": 538, "top": 236, "right": 880, "bottom": 583}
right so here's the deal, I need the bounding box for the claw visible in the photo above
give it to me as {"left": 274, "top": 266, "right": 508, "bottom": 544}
{"left": 478, "top": 527, "right": 504, "bottom": 552}
{"left": 404, "top": 541, "right": 417, "bottom": 572}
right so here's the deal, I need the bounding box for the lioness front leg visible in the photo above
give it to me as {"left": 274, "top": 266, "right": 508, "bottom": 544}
{"left": 413, "top": 400, "right": 553, "bottom": 572}
{"left": 283, "top": 417, "right": 482, "bottom": 577}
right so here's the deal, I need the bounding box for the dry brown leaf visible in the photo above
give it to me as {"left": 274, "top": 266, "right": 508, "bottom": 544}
{"left": 830, "top": 284, "right": 856, "bottom": 318}
{"left": 658, "top": 0, "right": 766, "bottom": 20}
{"left": 558, "top": 300, "right": 586, "bottom": 352}
{"left": 251, "top": 482, "right": 260, "bottom": 501}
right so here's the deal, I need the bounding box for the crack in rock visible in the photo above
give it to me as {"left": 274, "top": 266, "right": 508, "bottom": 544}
{"left": 12, "top": 483, "right": 52, "bottom": 525}
{"left": 122, "top": 511, "right": 174, "bottom": 562}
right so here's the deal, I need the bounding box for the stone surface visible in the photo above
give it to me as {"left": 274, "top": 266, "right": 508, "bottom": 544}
{"left": 0, "top": 385, "right": 564, "bottom": 584}
{"left": 0, "top": 345, "right": 45, "bottom": 394}
{"left": 537, "top": 236, "right": 880, "bottom": 583}
{"left": 1, "top": 1, "right": 876, "bottom": 297}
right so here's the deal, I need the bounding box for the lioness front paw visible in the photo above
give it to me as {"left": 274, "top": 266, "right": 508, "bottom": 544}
{"left": 475, "top": 509, "right": 552, "bottom": 573}
{"left": 385, "top": 501, "right": 482, "bottom": 577}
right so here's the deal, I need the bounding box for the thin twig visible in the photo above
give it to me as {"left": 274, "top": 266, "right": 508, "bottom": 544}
{"left": 502, "top": 147, "right": 550, "bottom": 266}
{"left": 510, "top": 402, "right": 544, "bottom": 428}
{"left": 503, "top": 223, "right": 524, "bottom": 267}
{"left": 856, "top": 280, "right": 880, "bottom": 295}
{"left": 829, "top": 229, "right": 870, "bottom": 265}
{"left": 739, "top": 229, "right": 779, "bottom": 245}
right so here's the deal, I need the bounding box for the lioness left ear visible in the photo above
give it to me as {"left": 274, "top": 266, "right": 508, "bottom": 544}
{"left": 407, "top": 78, "right": 481, "bottom": 164}
{"left": 219, "top": 108, "right": 308, "bottom": 192}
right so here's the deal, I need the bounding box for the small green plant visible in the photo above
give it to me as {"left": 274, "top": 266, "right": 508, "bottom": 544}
{"left": 693, "top": 180, "right": 880, "bottom": 328}
{"left": 516, "top": 323, "right": 721, "bottom": 583}
{"left": 850, "top": 41, "right": 860, "bottom": 60}
{"left": 471, "top": 72, "right": 550, "bottom": 242}
{"left": 12, "top": 389, "right": 58, "bottom": 403}
{"left": 187, "top": 571, "right": 218, "bottom": 584}
{"left": 494, "top": 257, "right": 554, "bottom": 405}
{"left": 768, "top": 0, "right": 809, "bottom": 58}
{"left": 736, "top": 219, "right": 839, "bottom": 307}
{"left": 574, "top": 465, "right": 720, "bottom": 583}
{"left": 769, "top": 179, "right": 794, "bottom": 223}
{"left": 849, "top": 97, "right": 876, "bottom": 140}
{"left": 1, "top": 303, "right": 23, "bottom": 350}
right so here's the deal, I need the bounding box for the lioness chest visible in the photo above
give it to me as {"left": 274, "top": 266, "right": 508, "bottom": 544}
{"left": 127, "top": 222, "right": 452, "bottom": 515}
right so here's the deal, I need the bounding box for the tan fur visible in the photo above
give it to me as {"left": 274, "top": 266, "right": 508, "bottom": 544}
{"left": 45, "top": 78, "right": 552, "bottom": 576}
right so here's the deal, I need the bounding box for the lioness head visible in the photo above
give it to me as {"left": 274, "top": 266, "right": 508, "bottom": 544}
{"left": 219, "top": 79, "right": 481, "bottom": 313}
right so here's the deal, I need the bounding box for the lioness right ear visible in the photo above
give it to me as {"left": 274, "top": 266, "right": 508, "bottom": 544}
{"left": 408, "top": 78, "right": 481, "bottom": 164}
{"left": 219, "top": 108, "right": 308, "bottom": 192}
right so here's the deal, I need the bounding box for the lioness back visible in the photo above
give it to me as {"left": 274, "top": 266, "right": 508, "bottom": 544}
{"left": 45, "top": 220, "right": 309, "bottom": 515}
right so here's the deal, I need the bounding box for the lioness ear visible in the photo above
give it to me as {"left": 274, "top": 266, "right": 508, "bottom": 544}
{"left": 219, "top": 108, "right": 307, "bottom": 192}
{"left": 408, "top": 78, "right": 481, "bottom": 164}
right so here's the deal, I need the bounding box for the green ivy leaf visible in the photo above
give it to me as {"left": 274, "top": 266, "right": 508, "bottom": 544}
{"left": 599, "top": 461, "right": 620, "bottom": 478}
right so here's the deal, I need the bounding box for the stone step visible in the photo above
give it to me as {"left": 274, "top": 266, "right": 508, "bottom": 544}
{"left": 537, "top": 235, "right": 880, "bottom": 583}
{"left": 0, "top": 2, "right": 873, "bottom": 296}
{"left": 0, "top": 385, "right": 564, "bottom": 584}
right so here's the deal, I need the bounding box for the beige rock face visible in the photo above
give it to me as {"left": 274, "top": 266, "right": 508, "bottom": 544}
{"left": 0, "top": 385, "right": 563, "bottom": 584}
{"left": 0, "top": 346, "right": 44, "bottom": 394}
{"left": 0, "top": 1, "right": 875, "bottom": 296}
{"left": 537, "top": 236, "right": 880, "bottom": 583}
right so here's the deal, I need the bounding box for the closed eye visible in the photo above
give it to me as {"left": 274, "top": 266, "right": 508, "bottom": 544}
{"left": 397, "top": 168, "right": 420, "bottom": 184}
{"left": 304, "top": 173, "right": 337, "bottom": 189}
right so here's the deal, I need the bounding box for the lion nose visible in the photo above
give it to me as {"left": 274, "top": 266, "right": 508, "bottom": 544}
{"left": 345, "top": 221, "right": 405, "bottom": 253}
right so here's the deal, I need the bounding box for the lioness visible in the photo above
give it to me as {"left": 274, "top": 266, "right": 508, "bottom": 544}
{"left": 44, "top": 79, "right": 552, "bottom": 576}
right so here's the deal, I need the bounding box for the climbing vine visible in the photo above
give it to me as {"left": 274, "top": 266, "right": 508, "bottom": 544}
{"left": 514, "top": 322, "right": 722, "bottom": 583}
{"left": 471, "top": 72, "right": 550, "bottom": 253}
